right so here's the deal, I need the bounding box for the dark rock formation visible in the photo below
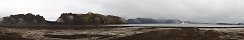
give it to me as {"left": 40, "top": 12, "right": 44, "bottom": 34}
{"left": 0, "top": 13, "right": 47, "bottom": 25}
{"left": 56, "top": 12, "right": 126, "bottom": 25}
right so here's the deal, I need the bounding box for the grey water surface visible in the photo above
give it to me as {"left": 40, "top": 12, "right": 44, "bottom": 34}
{"left": 105, "top": 24, "right": 244, "bottom": 28}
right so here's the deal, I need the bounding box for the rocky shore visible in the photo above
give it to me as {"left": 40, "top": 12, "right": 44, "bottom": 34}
{"left": 0, "top": 26, "right": 244, "bottom": 40}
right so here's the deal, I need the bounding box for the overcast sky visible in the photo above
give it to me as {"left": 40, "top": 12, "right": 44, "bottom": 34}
{"left": 1, "top": 0, "right": 244, "bottom": 23}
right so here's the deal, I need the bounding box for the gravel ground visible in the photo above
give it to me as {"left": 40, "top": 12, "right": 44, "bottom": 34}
{"left": 0, "top": 26, "right": 244, "bottom": 40}
{"left": 0, "top": 26, "right": 173, "bottom": 40}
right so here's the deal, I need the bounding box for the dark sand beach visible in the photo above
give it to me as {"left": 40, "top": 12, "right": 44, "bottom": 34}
{"left": 0, "top": 26, "right": 244, "bottom": 40}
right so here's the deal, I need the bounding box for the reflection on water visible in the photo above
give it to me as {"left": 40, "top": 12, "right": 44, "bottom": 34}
{"left": 106, "top": 24, "right": 244, "bottom": 27}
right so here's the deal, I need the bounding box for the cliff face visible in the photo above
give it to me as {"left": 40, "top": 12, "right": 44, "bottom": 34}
{"left": 57, "top": 12, "right": 126, "bottom": 25}
{"left": 0, "top": 13, "right": 47, "bottom": 25}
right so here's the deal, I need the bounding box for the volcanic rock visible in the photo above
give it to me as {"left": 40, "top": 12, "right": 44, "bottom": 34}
{"left": 1, "top": 13, "right": 47, "bottom": 25}
{"left": 56, "top": 12, "right": 126, "bottom": 25}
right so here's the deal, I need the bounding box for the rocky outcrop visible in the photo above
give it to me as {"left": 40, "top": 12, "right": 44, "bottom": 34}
{"left": 0, "top": 13, "right": 47, "bottom": 25}
{"left": 0, "top": 12, "right": 126, "bottom": 25}
{"left": 56, "top": 12, "right": 126, "bottom": 25}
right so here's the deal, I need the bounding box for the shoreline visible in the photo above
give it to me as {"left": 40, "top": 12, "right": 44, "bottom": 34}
{"left": 0, "top": 26, "right": 244, "bottom": 40}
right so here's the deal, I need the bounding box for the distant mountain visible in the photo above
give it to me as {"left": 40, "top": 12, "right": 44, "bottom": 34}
{"left": 127, "top": 18, "right": 182, "bottom": 24}
{"left": 127, "top": 18, "right": 157, "bottom": 24}
{"left": 155, "top": 19, "right": 181, "bottom": 24}
{"left": 126, "top": 18, "right": 210, "bottom": 24}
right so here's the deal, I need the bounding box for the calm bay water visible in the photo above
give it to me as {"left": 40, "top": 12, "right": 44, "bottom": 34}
{"left": 105, "top": 24, "right": 244, "bottom": 27}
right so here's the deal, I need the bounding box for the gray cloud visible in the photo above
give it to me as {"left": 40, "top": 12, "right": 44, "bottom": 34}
{"left": 90, "top": 0, "right": 244, "bottom": 23}
{"left": 1, "top": 0, "right": 244, "bottom": 23}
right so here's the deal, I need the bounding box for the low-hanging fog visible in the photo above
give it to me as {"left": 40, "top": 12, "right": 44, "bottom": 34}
{"left": 1, "top": 0, "right": 244, "bottom": 23}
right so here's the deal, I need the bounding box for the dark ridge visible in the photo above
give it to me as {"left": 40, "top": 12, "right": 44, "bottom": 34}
{"left": 0, "top": 12, "right": 126, "bottom": 25}
{"left": 1, "top": 13, "right": 47, "bottom": 25}
{"left": 56, "top": 12, "right": 126, "bottom": 25}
